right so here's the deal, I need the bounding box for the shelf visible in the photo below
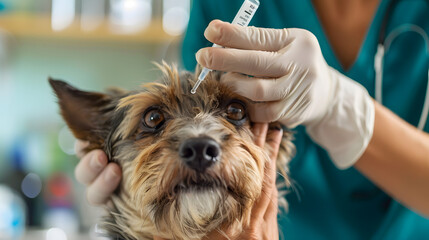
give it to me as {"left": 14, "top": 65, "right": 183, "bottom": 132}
{"left": 0, "top": 13, "right": 180, "bottom": 43}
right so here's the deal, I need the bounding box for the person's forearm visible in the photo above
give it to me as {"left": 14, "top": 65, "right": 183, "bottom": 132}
{"left": 354, "top": 101, "right": 429, "bottom": 217}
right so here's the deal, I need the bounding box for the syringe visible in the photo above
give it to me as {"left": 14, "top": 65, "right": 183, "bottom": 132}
{"left": 191, "top": 0, "right": 260, "bottom": 94}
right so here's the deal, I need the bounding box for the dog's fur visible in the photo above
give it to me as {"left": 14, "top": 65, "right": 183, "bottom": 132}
{"left": 50, "top": 63, "right": 294, "bottom": 240}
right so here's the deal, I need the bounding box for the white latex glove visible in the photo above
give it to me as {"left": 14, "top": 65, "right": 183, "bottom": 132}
{"left": 196, "top": 20, "right": 375, "bottom": 169}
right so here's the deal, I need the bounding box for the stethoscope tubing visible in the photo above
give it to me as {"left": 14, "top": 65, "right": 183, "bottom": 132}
{"left": 374, "top": 0, "right": 429, "bottom": 130}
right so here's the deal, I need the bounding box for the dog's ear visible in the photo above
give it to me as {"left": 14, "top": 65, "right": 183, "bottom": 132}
{"left": 49, "top": 78, "right": 114, "bottom": 147}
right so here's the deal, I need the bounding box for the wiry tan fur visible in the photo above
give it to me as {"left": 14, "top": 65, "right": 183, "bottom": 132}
{"left": 51, "top": 62, "right": 294, "bottom": 240}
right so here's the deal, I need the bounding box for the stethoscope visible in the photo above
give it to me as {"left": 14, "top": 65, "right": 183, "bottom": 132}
{"left": 374, "top": 0, "right": 429, "bottom": 130}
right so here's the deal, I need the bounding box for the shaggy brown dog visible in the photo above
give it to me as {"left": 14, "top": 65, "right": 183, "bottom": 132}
{"left": 50, "top": 63, "right": 293, "bottom": 240}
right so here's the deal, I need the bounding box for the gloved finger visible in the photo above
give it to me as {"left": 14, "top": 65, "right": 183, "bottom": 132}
{"left": 265, "top": 127, "right": 283, "bottom": 160}
{"left": 86, "top": 163, "right": 121, "bottom": 205}
{"left": 220, "top": 72, "right": 285, "bottom": 102}
{"left": 249, "top": 97, "right": 310, "bottom": 127}
{"left": 220, "top": 66, "right": 309, "bottom": 102}
{"left": 251, "top": 122, "right": 269, "bottom": 147}
{"left": 263, "top": 128, "right": 282, "bottom": 221}
{"left": 196, "top": 47, "right": 292, "bottom": 78}
{"left": 204, "top": 20, "right": 293, "bottom": 51}
{"left": 75, "top": 149, "right": 108, "bottom": 185}
{"left": 264, "top": 187, "right": 279, "bottom": 222}
{"left": 250, "top": 127, "right": 281, "bottom": 223}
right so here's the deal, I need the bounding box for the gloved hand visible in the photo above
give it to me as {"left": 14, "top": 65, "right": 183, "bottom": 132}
{"left": 196, "top": 20, "right": 375, "bottom": 169}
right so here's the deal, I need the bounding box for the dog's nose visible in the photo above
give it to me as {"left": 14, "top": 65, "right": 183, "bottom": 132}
{"left": 179, "top": 137, "right": 221, "bottom": 172}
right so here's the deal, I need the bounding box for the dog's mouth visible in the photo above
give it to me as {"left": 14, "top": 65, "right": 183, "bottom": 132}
{"left": 173, "top": 178, "right": 224, "bottom": 194}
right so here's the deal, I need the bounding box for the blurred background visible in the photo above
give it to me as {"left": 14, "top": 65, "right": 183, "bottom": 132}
{"left": 0, "top": 0, "right": 190, "bottom": 239}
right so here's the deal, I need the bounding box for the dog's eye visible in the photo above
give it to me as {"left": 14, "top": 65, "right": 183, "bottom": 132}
{"left": 143, "top": 108, "right": 165, "bottom": 129}
{"left": 226, "top": 101, "right": 246, "bottom": 124}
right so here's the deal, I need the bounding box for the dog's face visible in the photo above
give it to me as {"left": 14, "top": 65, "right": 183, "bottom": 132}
{"left": 50, "top": 63, "right": 291, "bottom": 240}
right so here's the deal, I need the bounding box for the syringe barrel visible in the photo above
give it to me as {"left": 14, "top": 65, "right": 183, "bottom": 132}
{"left": 231, "top": 0, "right": 260, "bottom": 27}
{"left": 193, "top": 0, "right": 260, "bottom": 94}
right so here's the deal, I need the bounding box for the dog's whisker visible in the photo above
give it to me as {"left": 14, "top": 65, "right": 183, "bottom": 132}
{"left": 215, "top": 228, "right": 232, "bottom": 240}
{"left": 276, "top": 171, "right": 288, "bottom": 181}
{"left": 288, "top": 179, "right": 303, "bottom": 202}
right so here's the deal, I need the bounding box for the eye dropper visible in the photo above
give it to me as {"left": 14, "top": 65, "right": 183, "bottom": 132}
{"left": 191, "top": 0, "right": 260, "bottom": 94}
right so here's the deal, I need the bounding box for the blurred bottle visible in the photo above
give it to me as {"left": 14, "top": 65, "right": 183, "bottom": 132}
{"left": 109, "top": 0, "right": 152, "bottom": 34}
{"left": 51, "top": 0, "right": 76, "bottom": 31}
{"left": 0, "top": 140, "right": 44, "bottom": 227}
{"left": 42, "top": 173, "right": 79, "bottom": 234}
{"left": 0, "top": 185, "right": 26, "bottom": 240}
{"left": 0, "top": 1, "right": 7, "bottom": 12}
{"left": 0, "top": 0, "right": 13, "bottom": 12}
{"left": 162, "top": 0, "right": 190, "bottom": 36}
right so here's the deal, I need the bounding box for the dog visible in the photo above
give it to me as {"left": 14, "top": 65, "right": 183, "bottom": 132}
{"left": 50, "top": 63, "right": 294, "bottom": 240}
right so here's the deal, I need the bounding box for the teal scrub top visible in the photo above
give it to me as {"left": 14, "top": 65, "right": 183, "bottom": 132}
{"left": 181, "top": 0, "right": 429, "bottom": 239}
